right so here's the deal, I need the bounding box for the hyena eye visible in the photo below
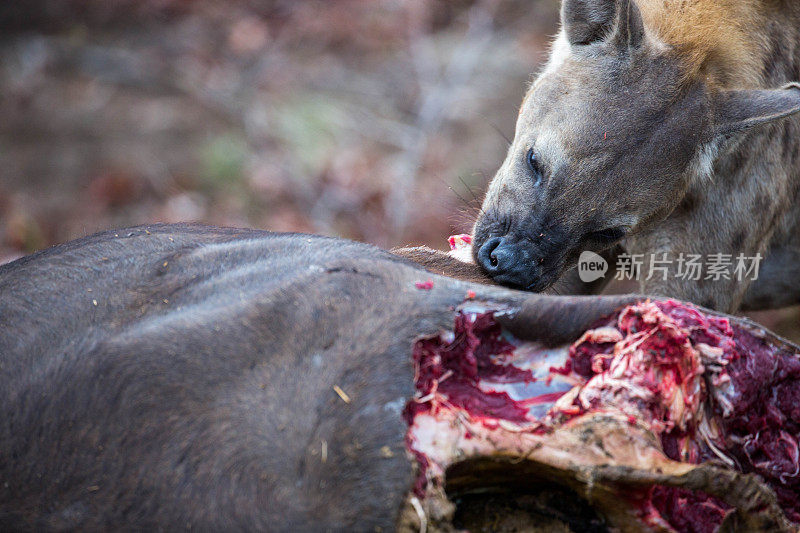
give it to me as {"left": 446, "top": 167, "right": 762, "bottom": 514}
{"left": 526, "top": 148, "right": 542, "bottom": 186}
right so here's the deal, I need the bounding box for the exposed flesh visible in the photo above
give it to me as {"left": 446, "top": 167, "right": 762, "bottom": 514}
{"left": 404, "top": 300, "right": 800, "bottom": 532}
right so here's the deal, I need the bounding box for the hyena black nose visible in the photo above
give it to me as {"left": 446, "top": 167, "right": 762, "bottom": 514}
{"left": 477, "top": 237, "right": 518, "bottom": 275}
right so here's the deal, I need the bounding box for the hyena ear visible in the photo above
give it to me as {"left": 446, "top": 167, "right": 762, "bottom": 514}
{"left": 714, "top": 83, "right": 800, "bottom": 136}
{"left": 562, "top": 0, "right": 644, "bottom": 48}
{"left": 610, "top": 0, "right": 645, "bottom": 49}
{"left": 562, "top": 0, "right": 615, "bottom": 45}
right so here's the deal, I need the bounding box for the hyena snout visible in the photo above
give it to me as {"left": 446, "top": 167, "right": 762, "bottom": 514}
{"left": 476, "top": 236, "right": 545, "bottom": 290}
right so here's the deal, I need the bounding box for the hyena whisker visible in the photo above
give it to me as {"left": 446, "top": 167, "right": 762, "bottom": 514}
{"left": 489, "top": 122, "right": 512, "bottom": 147}
{"left": 439, "top": 174, "right": 486, "bottom": 220}
{"left": 448, "top": 185, "right": 477, "bottom": 214}
{"left": 450, "top": 208, "right": 481, "bottom": 224}
{"left": 457, "top": 175, "right": 482, "bottom": 205}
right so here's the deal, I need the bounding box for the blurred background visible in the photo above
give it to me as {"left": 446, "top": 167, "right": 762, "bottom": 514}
{"left": 1, "top": 0, "right": 797, "bottom": 339}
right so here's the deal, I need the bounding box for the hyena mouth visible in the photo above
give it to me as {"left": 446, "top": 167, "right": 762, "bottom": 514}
{"left": 399, "top": 301, "right": 800, "bottom": 532}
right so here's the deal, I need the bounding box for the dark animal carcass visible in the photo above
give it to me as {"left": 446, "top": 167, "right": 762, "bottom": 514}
{"left": 0, "top": 224, "right": 798, "bottom": 532}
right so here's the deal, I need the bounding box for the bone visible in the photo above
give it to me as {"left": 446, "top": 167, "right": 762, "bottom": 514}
{"left": 405, "top": 301, "right": 800, "bottom": 531}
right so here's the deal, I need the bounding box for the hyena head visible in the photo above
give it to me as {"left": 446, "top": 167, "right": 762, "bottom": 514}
{"left": 473, "top": 0, "right": 800, "bottom": 291}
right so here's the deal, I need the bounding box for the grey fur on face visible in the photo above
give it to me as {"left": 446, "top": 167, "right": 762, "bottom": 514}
{"left": 473, "top": 0, "right": 800, "bottom": 313}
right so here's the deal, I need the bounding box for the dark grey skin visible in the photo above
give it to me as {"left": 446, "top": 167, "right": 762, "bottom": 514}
{"left": 472, "top": 0, "right": 800, "bottom": 313}
{"left": 0, "top": 223, "right": 637, "bottom": 531}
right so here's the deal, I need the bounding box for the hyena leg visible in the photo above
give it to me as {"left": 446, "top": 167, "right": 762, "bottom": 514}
{"left": 740, "top": 246, "right": 800, "bottom": 311}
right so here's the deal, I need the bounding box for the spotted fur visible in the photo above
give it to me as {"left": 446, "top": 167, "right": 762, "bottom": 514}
{"left": 473, "top": 0, "right": 800, "bottom": 313}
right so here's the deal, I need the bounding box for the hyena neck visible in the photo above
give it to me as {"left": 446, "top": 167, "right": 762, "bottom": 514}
{"left": 637, "top": 0, "right": 790, "bottom": 88}
{"left": 671, "top": 1, "right": 800, "bottom": 187}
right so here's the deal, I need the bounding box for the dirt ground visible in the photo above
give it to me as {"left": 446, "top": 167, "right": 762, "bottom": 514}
{"left": 1, "top": 0, "right": 797, "bottom": 341}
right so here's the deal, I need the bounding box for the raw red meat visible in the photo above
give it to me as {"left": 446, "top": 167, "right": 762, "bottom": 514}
{"left": 414, "top": 279, "right": 434, "bottom": 290}
{"left": 405, "top": 299, "right": 800, "bottom": 531}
